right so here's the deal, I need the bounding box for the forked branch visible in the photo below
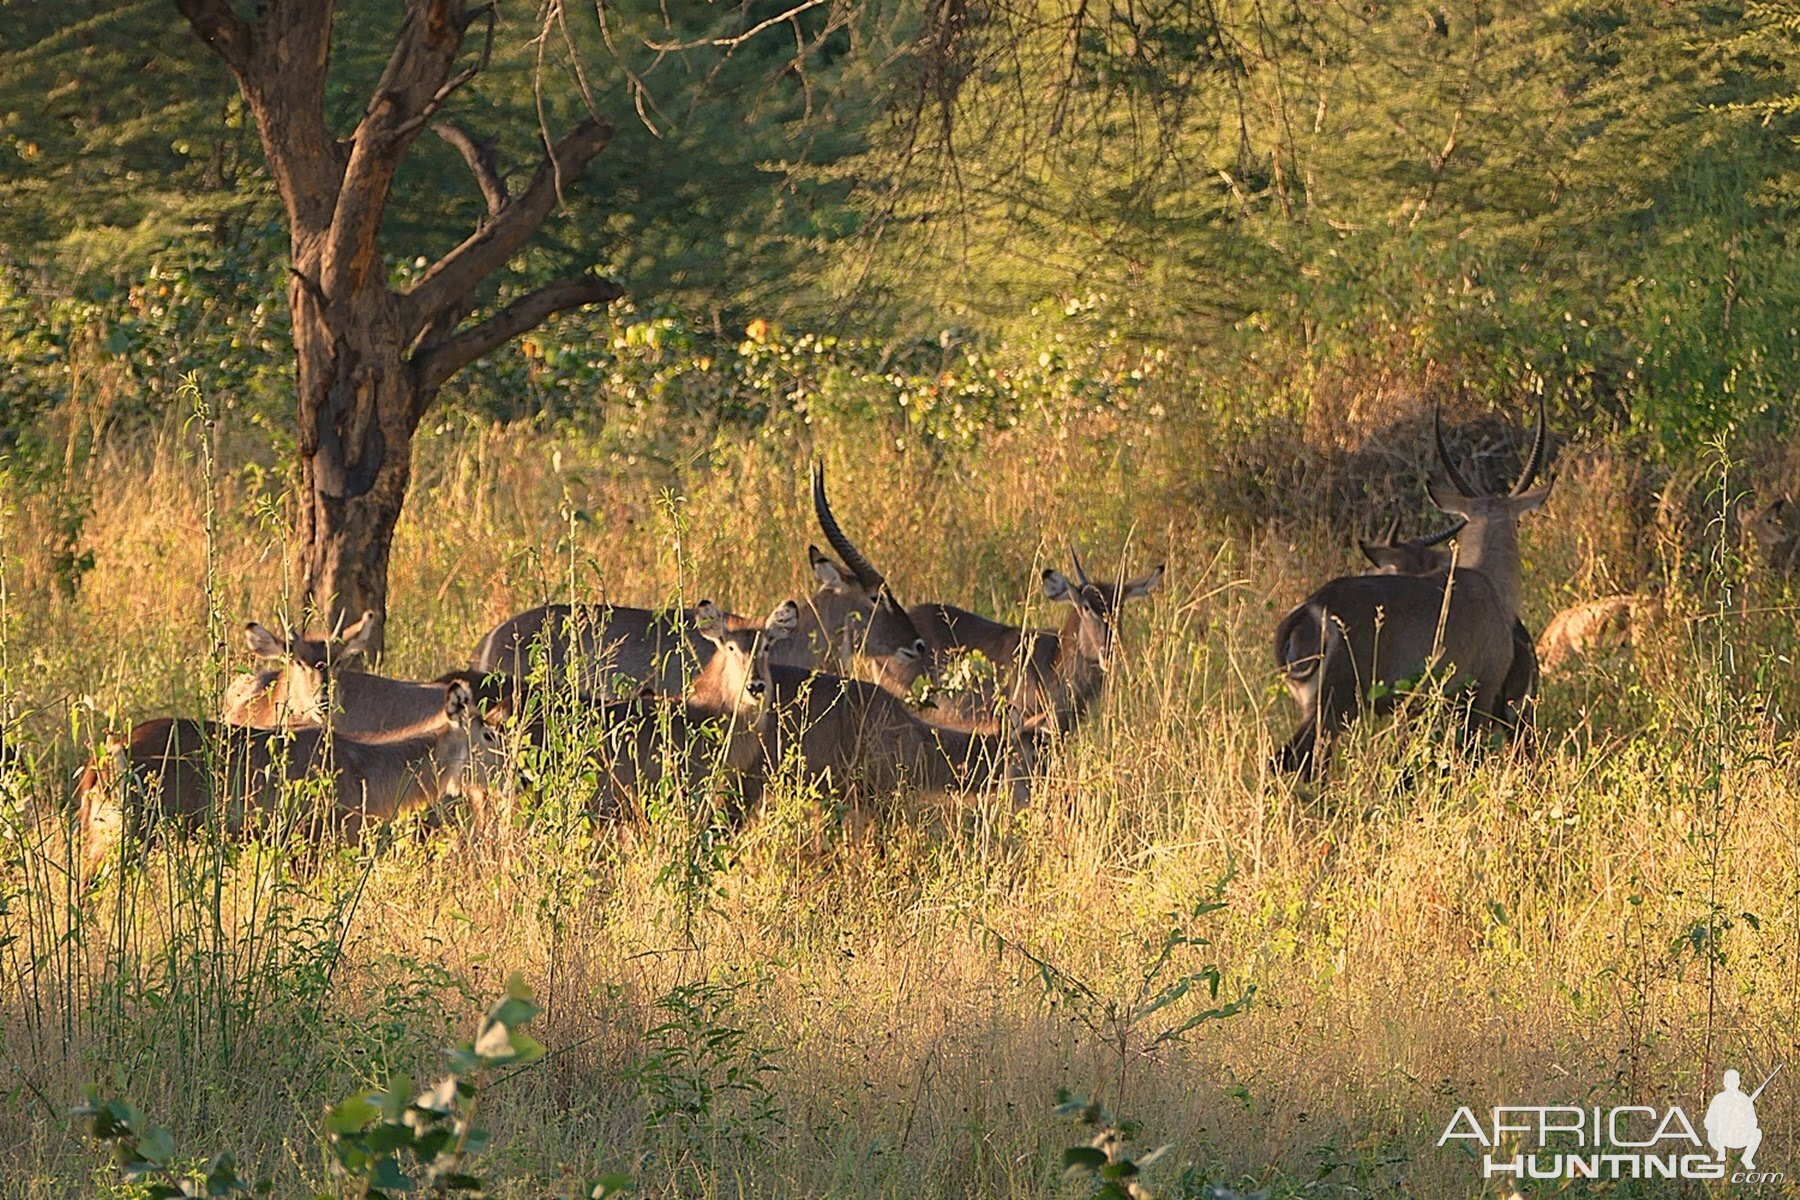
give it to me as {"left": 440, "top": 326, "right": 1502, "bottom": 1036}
{"left": 411, "top": 273, "right": 625, "bottom": 399}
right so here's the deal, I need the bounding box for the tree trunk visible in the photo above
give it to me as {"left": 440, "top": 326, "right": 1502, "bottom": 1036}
{"left": 175, "top": 0, "right": 622, "bottom": 658}
{"left": 289, "top": 244, "right": 429, "bottom": 655}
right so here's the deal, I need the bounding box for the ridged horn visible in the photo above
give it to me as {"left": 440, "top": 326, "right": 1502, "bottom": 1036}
{"left": 1434, "top": 404, "right": 1481, "bottom": 498}
{"left": 1416, "top": 517, "right": 1467, "bottom": 547}
{"left": 1509, "top": 393, "right": 1550, "bottom": 496}
{"left": 811, "top": 462, "right": 885, "bottom": 591}
{"left": 1069, "top": 544, "right": 1092, "bottom": 589}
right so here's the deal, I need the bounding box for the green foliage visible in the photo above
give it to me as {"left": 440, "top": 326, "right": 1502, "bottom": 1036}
{"left": 1055, "top": 1092, "right": 1172, "bottom": 1200}
{"left": 76, "top": 973, "right": 629, "bottom": 1200}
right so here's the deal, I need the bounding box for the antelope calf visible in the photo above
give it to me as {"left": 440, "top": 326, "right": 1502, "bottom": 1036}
{"left": 471, "top": 468, "right": 930, "bottom": 698}
{"left": 908, "top": 549, "right": 1164, "bottom": 732}
{"left": 78, "top": 680, "right": 506, "bottom": 876}
{"left": 1275, "top": 401, "right": 1552, "bottom": 777}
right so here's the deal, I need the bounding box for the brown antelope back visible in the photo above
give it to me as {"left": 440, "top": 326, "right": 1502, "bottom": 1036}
{"left": 910, "top": 549, "right": 1163, "bottom": 731}
{"left": 81, "top": 681, "right": 502, "bottom": 875}
{"left": 1273, "top": 399, "right": 1554, "bottom": 777}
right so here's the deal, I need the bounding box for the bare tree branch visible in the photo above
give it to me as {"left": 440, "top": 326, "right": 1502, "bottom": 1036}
{"left": 410, "top": 273, "right": 625, "bottom": 401}
{"left": 175, "top": 0, "right": 345, "bottom": 233}
{"left": 433, "top": 121, "right": 509, "bottom": 217}
{"left": 402, "top": 117, "right": 615, "bottom": 337}
{"left": 326, "top": 0, "right": 473, "bottom": 296}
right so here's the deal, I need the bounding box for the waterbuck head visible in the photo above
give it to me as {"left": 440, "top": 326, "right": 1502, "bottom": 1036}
{"left": 1041, "top": 546, "right": 1165, "bottom": 675}
{"left": 810, "top": 463, "right": 933, "bottom": 685}
{"left": 1358, "top": 514, "right": 1466, "bottom": 575}
{"left": 1743, "top": 497, "right": 1800, "bottom": 574}
{"left": 1425, "top": 396, "right": 1554, "bottom": 616}
{"left": 440, "top": 678, "right": 514, "bottom": 801}
{"left": 241, "top": 609, "right": 381, "bottom": 722}
{"left": 692, "top": 599, "right": 800, "bottom": 718}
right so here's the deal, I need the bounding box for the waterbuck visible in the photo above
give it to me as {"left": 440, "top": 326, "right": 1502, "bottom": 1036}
{"left": 223, "top": 610, "right": 491, "bottom": 735}
{"left": 1274, "top": 400, "right": 1553, "bottom": 777}
{"left": 761, "top": 665, "right": 1043, "bottom": 822}
{"left": 470, "top": 469, "right": 930, "bottom": 698}
{"left": 553, "top": 600, "right": 797, "bottom": 823}
{"left": 1357, "top": 514, "right": 1542, "bottom": 737}
{"left": 78, "top": 680, "right": 506, "bottom": 875}
{"left": 906, "top": 549, "right": 1164, "bottom": 732}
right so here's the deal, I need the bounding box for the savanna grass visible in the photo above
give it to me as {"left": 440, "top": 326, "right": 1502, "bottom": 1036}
{"left": 0, "top": 402, "right": 1796, "bottom": 1197}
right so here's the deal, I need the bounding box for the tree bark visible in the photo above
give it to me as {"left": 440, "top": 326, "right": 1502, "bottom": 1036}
{"left": 174, "top": 0, "right": 620, "bottom": 654}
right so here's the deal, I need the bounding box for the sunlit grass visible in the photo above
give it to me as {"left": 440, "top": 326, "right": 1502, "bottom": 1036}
{"left": 0, "top": 407, "right": 1795, "bottom": 1197}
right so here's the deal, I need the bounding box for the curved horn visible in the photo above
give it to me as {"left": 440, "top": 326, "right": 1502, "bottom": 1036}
{"left": 1416, "top": 517, "right": 1468, "bottom": 547}
{"left": 1509, "top": 393, "right": 1550, "bottom": 496}
{"left": 811, "top": 462, "right": 885, "bottom": 590}
{"left": 1068, "top": 544, "right": 1092, "bottom": 589}
{"left": 1434, "top": 405, "right": 1481, "bottom": 498}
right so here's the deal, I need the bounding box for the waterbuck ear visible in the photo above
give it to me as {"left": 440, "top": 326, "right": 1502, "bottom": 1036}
{"left": 244, "top": 622, "right": 288, "bottom": 660}
{"left": 1042, "top": 569, "right": 1076, "bottom": 603}
{"left": 1123, "top": 564, "right": 1165, "bottom": 601}
{"left": 443, "top": 679, "right": 474, "bottom": 723}
{"left": 1509, "top": 479, "right": 1555, "bottom": 516}
{"left": 338, "top": 610, "right": 380, "bottom": 660}
{"left": 1359, "top": 542, "right": 1402, "bottom": 572}
{"left": 694, "top": 600, "right": 730, "bottom": 645}
{"left": 764, "top": 600, "right": 800, "bottom": 644}
{"left": 1426, "top": 478, "right": 1474, "bottom": 517}
{"left": 808, "top": 546, "right": 850, "bottom": 592}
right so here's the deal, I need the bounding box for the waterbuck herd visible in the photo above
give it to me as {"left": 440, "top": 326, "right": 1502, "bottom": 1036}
{"left": 66, "top": 398, "right": 1763, "bottom": 873}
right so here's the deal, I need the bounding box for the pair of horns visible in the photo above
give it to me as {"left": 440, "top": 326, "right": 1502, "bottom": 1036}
{"left": 1434, "top": 393, "right": 1550, "bottom": 499}
{"left": 812, "top": 463, "right": 886, "bottom": 591}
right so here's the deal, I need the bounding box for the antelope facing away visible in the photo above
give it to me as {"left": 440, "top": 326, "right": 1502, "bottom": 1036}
{"left": 907, "top": 549, "right": 1164, "bottom": 732}
{"left": 1358, "top": 515, "right": 1541, "bottom": 735}
{"left": 1274, "top": 400, "right": 1553, "bottom": 777}
{"left": 223, "top": 610, "right": 486, "bottom": 736}
{"left": 78, "top": 680, "right": 507, "bottom": 876}
{"left": 470, "top": 469, "right": 930, "bottom": 699}
{"left": 560, "top": 600, "right": 797, "bottom": 823}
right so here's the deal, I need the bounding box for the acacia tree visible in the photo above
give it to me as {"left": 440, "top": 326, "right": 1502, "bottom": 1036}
{"left": 173, "top": 0, "right": 623, "bottom": 652}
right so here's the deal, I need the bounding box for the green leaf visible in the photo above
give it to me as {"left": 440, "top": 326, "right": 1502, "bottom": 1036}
{"left": 137, "top": 1126, "right": 176, "bottom": 1165}
{"left": 587, "top": 1173, "right": 634, "bottom": 1197}
{"left": 365, "top": 1122, "right": 414, "bottom": 1155}
{"left": 326, "top": 1093, "right": 382, "bottom": 1135}
{"left": 1063, "top": 1146, "right": 1110, "bottom": 1176}
{"left": 369, "top": 1156, "right": 411, "bottom": 1190}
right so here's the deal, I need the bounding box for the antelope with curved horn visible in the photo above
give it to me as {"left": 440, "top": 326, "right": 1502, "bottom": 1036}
{"left": 1274, "top": 399, "right": 1553, "bottom": 777}
{"left": 1358, "top": 515, "right": 1466, "bottom": 575}
{"left": 1358, "top": 515, "right": 1541, "bottom": 736}
{"left": 906, "top": 546, "right": 1164, "bottom": 733}
{"left": 470, "top": 468, "right": 930, "bottom": 699}
{"left": 78, "top": 680, "right": 510, "bottom": 876}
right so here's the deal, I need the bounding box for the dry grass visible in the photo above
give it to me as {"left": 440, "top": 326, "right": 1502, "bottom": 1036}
{"left": 1, "top": 408, "right": 1797, "bottom": 1198}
